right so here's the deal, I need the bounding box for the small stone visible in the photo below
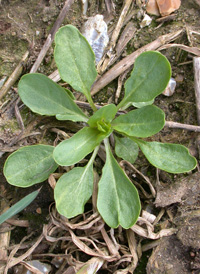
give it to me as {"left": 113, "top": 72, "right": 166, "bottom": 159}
{"left": 175, "top": 74, "right": 184, "bottom": 82}
{"left": 140, "top": 14, "right": 152, "bottom": 28}
{"left": 162, "top": 77, "right": 176, "bottom": 96}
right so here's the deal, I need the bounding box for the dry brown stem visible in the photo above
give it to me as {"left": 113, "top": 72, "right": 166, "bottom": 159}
{"left": 165, "top": 121, "right": 200, "bottom": 132}
{"left": 193, "top": 57, "right": 200, "bottom": 125}
{"left": 30, "top": 0, "right": 74, "bottom": 73}
{"left": 0, "top": 51, "right": 29, "bottom": 101}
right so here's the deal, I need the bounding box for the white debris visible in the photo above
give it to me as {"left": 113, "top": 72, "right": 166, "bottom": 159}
{"left": 162, "top": 77, "right": 176, "bottom": 96}
{"left": 81, "top": 0, "right": 88, "bottom": 16}
{"left": 82, "top": 15, "right": 109, "bottom": 64}
{"left": 140, "top": 14, "right": 152, "bottom": 28}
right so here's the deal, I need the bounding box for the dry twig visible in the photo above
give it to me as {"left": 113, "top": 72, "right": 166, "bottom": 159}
{"left": 30, "top": 0, "right": 75, "bottom": 73}
{"left": 193, "top": 57, "right": 200, "bottom": 125}
{"left": 0, "top": 51, "right": 29, "bottom": 101}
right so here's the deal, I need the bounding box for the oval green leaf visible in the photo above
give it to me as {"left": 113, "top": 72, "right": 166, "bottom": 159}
{"left": 97, "top": 141, "right": 141, "bottom": 228}
{"left": 136, "top": 140, "right": 197, "bottom": 173}
{"left": 54, "top": 25, "right": 97, "bottom": 97}
{"left": 114, "top": 136, "right": 139, "bottom": 163}
{"left": 4, "top": 145, "right": 58, "bottom": 187}
{"left": 55, "top": 164, "right": 93, "bottom": 219}
{"left": 0, "top": 189, "right": 40, "bottom": 225}
{"left": 112, "top": 105, "right": 165, "bottom": 138}
{"left": 18, "top": 73, "right": 88, "bottom": 122}
{"left": 118, "top": 51, "right": 171, "bottom": 109}
{"left": 53, "top": 127, "right": 110, "bottom": 166}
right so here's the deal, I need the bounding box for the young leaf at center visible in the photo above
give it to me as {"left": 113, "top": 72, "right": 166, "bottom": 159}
{"left": 88, "top": 104, "right": 117, "bottom": 132}
{"left": 97, "top": 139, "right": 141, "bottom": 229}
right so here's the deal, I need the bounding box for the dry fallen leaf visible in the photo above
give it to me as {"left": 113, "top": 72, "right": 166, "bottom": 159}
{"left": 146, "top": 0, "right": 181, "bottom": 16}
{"left": 157, "top": 0, "right": 181, "bottom": 16}
{"left": 146, "top": 0, "right": 160, "bottom": 16}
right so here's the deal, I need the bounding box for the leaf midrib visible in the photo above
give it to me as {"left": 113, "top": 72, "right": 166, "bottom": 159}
{"left": 141, "top": 143, "right": 190, "bottom": 170}
{"left": 24, "top": 85, "right": 83, "bottom": 116}
{"left": 7, "top": 153, "right": 54, "bottom": 181}
{"left": 123, "top": 55, "right": 160, "bottom": 104}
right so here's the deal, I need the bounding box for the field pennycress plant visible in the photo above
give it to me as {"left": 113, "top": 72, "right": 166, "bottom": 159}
{"left": 3, "top": 25, "right": 197, "bottom": 229}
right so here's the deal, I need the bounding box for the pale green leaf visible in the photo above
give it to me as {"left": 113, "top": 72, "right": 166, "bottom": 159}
{"left": 54, "top": 25, "right": 97, "bottom": 98}
{"left": 55, "top": 147, "right": 98, "bottom": 218}
{"left": 0, "top": 189, "right": 40, "bottom": 225}
{"left": 118, "top": 51, "right": 171, "bottom": 109}
{"left": 97, "top": 140, "right": 141, "bottom": 228}
{"left": 136, "top": 140, "right": 197, "bottom": 173}
{"left": 55, "top": 164, "right": 93, "bottom": 218}
{"left": 112, "top": 105, "right": 165, "bottom": 138}
{"left": 88, "top": 104, "right": 117, "bottom": 128}
{"left": 4, "top": 145, "right": 58, "bottom": 187}
{"left": 18, "top": 73, "right": 88, "bottom": 122}
{"left": 53, "top": 127, "right": 110, "bottom": 166}
{"left": 114, "top": 136, "right": 139, "bottom": 163}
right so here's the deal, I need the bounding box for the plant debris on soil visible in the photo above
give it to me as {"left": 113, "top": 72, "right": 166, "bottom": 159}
{"left": 0, "top": 0, "right": 200, "bottom": 273}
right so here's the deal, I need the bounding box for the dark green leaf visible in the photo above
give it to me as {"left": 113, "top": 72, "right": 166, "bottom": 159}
{"left": 136, "top": 140, "right": 197, "bottom": 173}
{"left": 112, "top": 105, "right": 165, "bottom": 138}
{"left": 114, "top": 136, "right": 139, "bottom": 163}
{"left": 54, "top": 25, "right": 97, "bottom": 99}
{"left": 0, "top": 189, "right": 40, "bottom": 225}
{"left": 118, "top": 51, "right": 171, "bottom": 109}
{"left": 4, "top": 145, "right": 58, "bottom": 187}
{"left": 97, "top": 140, "right": 141, "bottom": 228}
{"left": 53, "top": 127, "right": 111, "bottom": 166}
{"left": 18, "top": 73, "right": 88, "bottom": 122}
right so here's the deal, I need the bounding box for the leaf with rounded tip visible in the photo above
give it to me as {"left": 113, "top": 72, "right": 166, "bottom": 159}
{"left": 18, "top": 73, "right": 88, "bottom": 122}
{"left": 118, "top": 51, "right": 171, "bottom": 109}
{"left": 114, "top": 136, "right": 139, "bottom": 163}
{"left": 136, "top": 140, "right": 197, "bottom": 173}
{"left": 4, "top": 145, "right": 58, "bottom": 187}
{"left": 97, "top": 143, "right": 141, "bottom": 228}
{"left": 112, "top": 105, "right": 165, "bottom": 138}
{"left": 54, "top": 25, "right": 97, "bottom": 97}
{"left": 55, "top": 164, "right": 93, "bottom": 219}
{"left": 53, "top": 127, "right": 111, "bottom": 166}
